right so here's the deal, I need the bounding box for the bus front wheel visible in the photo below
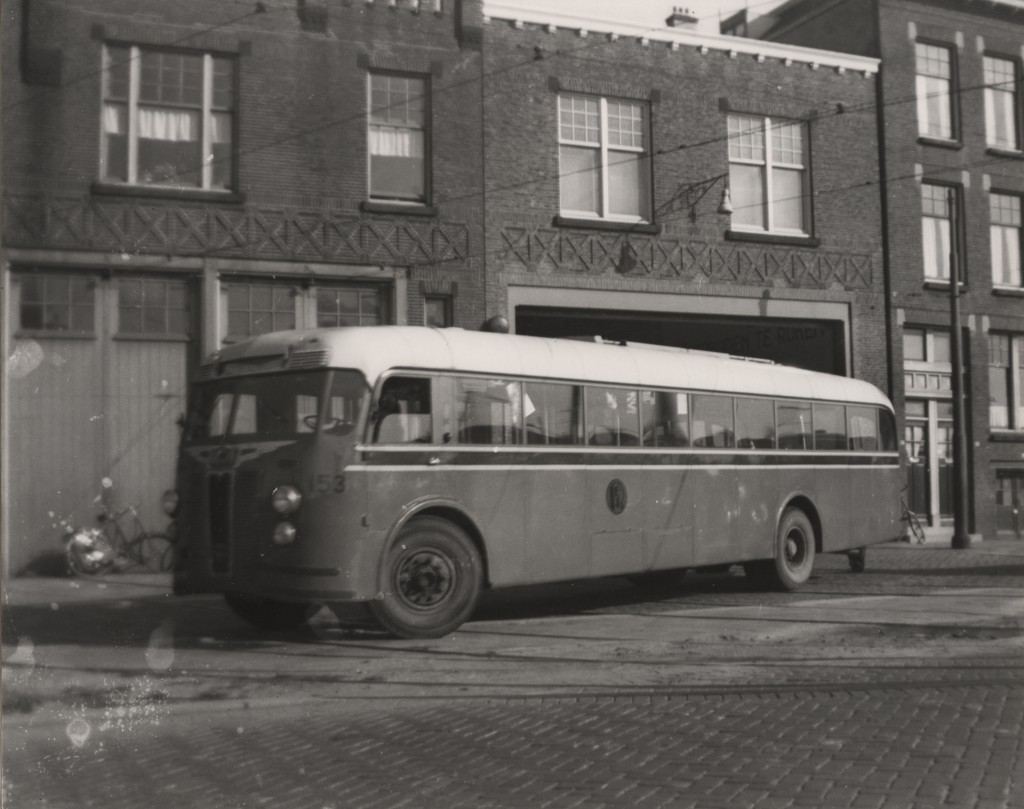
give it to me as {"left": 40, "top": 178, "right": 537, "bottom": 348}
{"left": 747, "top": 508, "right": 815, "bottom": 591}
{"left": 369, "top": 517, "right": 483, "bottom": 639}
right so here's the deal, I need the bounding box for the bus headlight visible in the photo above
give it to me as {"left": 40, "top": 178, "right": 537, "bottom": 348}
{"left": 161, "top": 489, "right": 179, "bottom": 516}
{"left": 272, "top": 522, "right": 298, "bottom": 546}
{"left": 271, "top": 485, "right": 302, "bottom": 514}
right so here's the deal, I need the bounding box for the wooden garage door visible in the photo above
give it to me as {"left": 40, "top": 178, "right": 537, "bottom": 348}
{"left": 7, "top": 270, "right": 193, "bottom": 573}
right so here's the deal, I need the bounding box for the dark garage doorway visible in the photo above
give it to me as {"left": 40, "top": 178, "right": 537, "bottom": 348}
{"left": 516, "top": 307, "right": 846, "bottom": 375}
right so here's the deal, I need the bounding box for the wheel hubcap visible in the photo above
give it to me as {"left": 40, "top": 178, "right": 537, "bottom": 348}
{"left": 785, "top": 530, "right": 806, "bottom": 567}
{"left": 396, "top": 550, "right": 455, "bottom": 608}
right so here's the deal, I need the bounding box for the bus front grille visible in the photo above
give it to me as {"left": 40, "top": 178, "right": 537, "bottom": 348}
{"left": 208, "top": 473, "right": 233, "bottom": 574}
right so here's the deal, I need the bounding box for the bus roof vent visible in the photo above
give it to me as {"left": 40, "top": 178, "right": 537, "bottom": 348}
{"left": 286, "top": 348, "right": 329, "bottom": 370}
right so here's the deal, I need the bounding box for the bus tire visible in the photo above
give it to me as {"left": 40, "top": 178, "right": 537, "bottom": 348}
{"left": 369, "top": 517, "right": 482, "bottom": 639}
{"left": 768, "top": 507, "right": 816, "bottom": 591}
{"left": 224, "top": 593, "right": 313, "bottom": 630}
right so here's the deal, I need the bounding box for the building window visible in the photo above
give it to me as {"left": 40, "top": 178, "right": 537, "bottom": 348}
{"left": 904, "top": 327, "right": 952, "bottom": 395}
{"left": 18, "top": 274, "right": 95, "bottom": 334}
{"left": 424, "top": 295, "right": 452, "bottom": 328}
{"left": 101, "top": 46, "right": 234, "bottom": 189}
{"left": 984, "top": 56, "right": 1020, "bottom": 151}
{"left": 558, "top": 94, "right": 650, "bottom": 222}
{"left": 368, "top": 73, "right": 428, "bottom": 203}
{"left": 226, "top": 283, "right": 296, "bottom": 340}
{"left": 989, "top": 333, "right": 1024, "bottom": 430}
{"left": 991, "top": 193, "right": 1022, "bottom": 288}
{"left": 916, "top": 42, "right": 955, "bottom": 140}
{"left": 727, "top": 114, "right": 809, "bottom": 234}
{"left": 921, "top": 183, "right": 958, "bottom": 281}
{"left": 316, "top": 286, "right": 386, "bottom": 327}
{"left": 118, "top": 278, "right": 189, "bottom": 335}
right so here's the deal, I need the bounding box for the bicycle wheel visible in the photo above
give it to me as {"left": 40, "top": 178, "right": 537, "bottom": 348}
{"left": 131, "top": 533, "right": 176, "bottom": 572}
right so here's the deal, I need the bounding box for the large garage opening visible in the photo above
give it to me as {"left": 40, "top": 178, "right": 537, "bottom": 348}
{"left": 516, "top": 307, "right": 846, "bottom": 375}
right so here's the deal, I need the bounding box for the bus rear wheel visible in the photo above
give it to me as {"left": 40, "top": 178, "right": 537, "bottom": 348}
{"left": 224, "top": 593, "right": 313, "bottom": 630}
{"left": 369, "top": 517, "right": 482, "bottom": 639}
{"left": 747, "top": 508, "right": 815, "bottom": 591}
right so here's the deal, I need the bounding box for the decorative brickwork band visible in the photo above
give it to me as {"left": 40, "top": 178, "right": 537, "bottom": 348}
{"left": 499, "top": 226, "right": 873, "bottom": 290}
{"left": 3, "top": 193, "right": 469, "bottom": 266}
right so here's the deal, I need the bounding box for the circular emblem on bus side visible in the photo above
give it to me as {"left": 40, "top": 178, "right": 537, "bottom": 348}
{"left": 606, "top": 479, "right": 627, "bottom": 515}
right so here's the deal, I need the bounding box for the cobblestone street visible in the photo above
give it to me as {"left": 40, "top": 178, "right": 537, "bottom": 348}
{"left": 3, "top": 544, "right": 1024, "bottom": 809}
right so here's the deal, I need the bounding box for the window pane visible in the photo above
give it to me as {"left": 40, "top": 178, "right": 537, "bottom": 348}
{"left": 771, "top": 121, "right": 803, "bottom": 166}
{"left": 559, "top": 95, "right": 599, "bottom": 144}
{"left": 606, "top": 102, "right": 643, "bottom": 149}
{"left": 524, "top": 382, "right": 580, "bottom": 445}
{"left": 931, "top": 332, "right": 951, "bottom": 363}
{"left": 560, "top": 145, "right": 600, "bottom": 215}
{"left": 879, "top": 409, "right": 898, "bottom": 452}
{"left": 847, "top": 406, "right": 879, "bottom": 451}
{"left": 727, "top": 115, "right": 765, "bottom": 162}
{"left": 771, "top": 167, "right": 805, "bottom": 231}
{"left": 641, "top": 390, "right": 689, "bottom": 447}
{"left": 369, "top": 127, "right": 424, "bottom": 200}
{"left": 813, "top": 403, "right": 846, "bottom": 450}
{"left": 607, "top": 151, "right": 648, "bottom": 219}
{"left": 692, "top": 395, "right": 735, "bottom": 448}
{"left": 585, "top": 387, "right": 640, "bottom": 446}
{"left": 904, "top": 328, "right": 925, "bottom": 361}
{"left": 984, "top": 57, "right": 1018, "bottom": 150}
{"left": 916, "top": 44, "right": 953, "bottom": 139}
{"left": 730, "top": 163, "right": 764, "bottom": 229}
{"left": 922, "top": 185, "right": 952, "bottom": 280}
{"left": 777, "top": 402, "right": 812, "bottom": 450}
{"left": 138, "top": 108, "right": 201, "bottom": 186}
{"left": 372, "top": 376, "right": 432, "bottom": 444}
{"left": 454, "top": 378, "right": 521, "bottom": 445}
{"left": 425, "top": 296, "right": 451, "bottom": 327}
{"left": 735, "top": 398, "right": 774, "bottom": 449}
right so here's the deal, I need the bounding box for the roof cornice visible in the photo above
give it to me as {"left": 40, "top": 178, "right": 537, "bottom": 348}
{"left": 482, "top": 1, "right": 880, "bottom": 75}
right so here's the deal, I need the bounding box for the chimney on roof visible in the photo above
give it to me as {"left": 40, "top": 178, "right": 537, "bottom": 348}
{"left": 666, "top": 6, "right": 699, "bottom": 29}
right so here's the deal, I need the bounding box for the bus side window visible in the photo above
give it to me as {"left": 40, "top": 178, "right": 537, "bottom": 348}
{"left": 878, "top": 408, "right": 898, "bottom": 452}
{"left": 585, "top": 387, "right": 640, "bottom": 447}
{"left": 692, "top": 395, "right": 735, "bottom": 448}
{"left": 641, "top": 390, "right": 689, "bottom": 447}
{"left": 524, "top": 382, "right": 580, "bottom": 445}
{"left": 373, "top": 376, "right": 432, "bottom": 444}
{"left": 812, "top": 403, "right": 847, "bottom": 450}
{"left": 777, "top": 402, "right": 812, "bottom": 450}
{"left": 848, "top": 406, "right": 879, "bottom": 451}
{"left": 454, "top": 377, "right": 522, "bottom": 445}
{"left": 735, "top": 397, "right": 774, "bottom": 450}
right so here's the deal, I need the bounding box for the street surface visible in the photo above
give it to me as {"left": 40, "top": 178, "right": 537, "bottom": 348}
{"left": 2, "top": 541, "right": 1023, "bottom": 809}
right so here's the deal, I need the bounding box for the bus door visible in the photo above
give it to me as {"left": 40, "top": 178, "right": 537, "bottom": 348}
{"left": 522, "top": 381, "right": 589, "bottom": 582}
{"left": 583, "top": 386, "right": 646, "bottom": 577}
{"left": 639, "top": 390, "right": 694, "bottom": 571}
{"left": 690, "top": 393, "right": 742, "bottom": 566}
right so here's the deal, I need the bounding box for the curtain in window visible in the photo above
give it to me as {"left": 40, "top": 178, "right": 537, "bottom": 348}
{"left": 991, "top": 225, "right": 1021, "bottom": 286}
{"left": 922, "top": 216, "right": 951, "bottom": 279}
{"left": 138, "top": 108, "right": 198, "bottom": 142}
{"left": 916, "top": 75, "right": 952, "bottom": 139}
{"left": 369, "top": 127, "right": 424, "bottom": 157}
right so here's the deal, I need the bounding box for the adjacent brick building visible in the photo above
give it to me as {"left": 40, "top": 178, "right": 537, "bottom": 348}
{"left": 727, "top": 0, "right": 1024, "bottom": 540}
{"left": 479, "top": 10, "right": 887, "bottom": 410}
{"left": 2, "top": 0, "right": 485, "bottom": 573}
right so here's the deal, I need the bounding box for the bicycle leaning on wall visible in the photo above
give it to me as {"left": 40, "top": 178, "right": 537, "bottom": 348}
{"left": 64, "top": 502, "right": 175, "bottom": 576}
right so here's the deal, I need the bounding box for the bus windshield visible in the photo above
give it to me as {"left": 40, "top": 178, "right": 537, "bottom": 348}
{"left": 184, "top": 370, "right": 367, "bottom": 445}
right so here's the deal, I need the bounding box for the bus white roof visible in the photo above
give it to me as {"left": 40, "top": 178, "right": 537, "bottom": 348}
{"left": 204, "top": 326, "right": 892, "bottom": 409}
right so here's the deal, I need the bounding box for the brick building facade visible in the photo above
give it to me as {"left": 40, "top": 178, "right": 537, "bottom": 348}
{"left": 479, "top": 8, "right": 887, "bottom": 417}
{"left": 729, "top": 0, "right": 1024, "bottom": 540}
{"left": 2, "top": 0, "right": 485, "bottom": 573}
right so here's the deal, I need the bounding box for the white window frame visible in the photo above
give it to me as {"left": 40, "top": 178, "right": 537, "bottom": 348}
{"left": 557, "top": 94, "right": 650, "bottom": 223}
{"left": 921, "top": 183, "right": 958, "bottom": 282}
{"left": 727, "top": 114, "right": 810, "bottom": 236}
{"left": 989, "top": 333, "right": 1024, "bottom": 432}
{"left": 915, "top": 42, "right": 955, "bottom": 141}
{"left": 983, "top": 55, "right": 1021, "bottom": 151}
{"left": 99, "top": 45, "right": 232, "bottom": 190}
{"left": 990, "top": 192, "right": 1022, "bottom": 289}
{"left": 367, "top": 73, "right": 429, "bottom": 204}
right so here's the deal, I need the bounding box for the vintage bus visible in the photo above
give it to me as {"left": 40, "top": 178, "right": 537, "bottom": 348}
{"left": 170, "top": 326, "right": 902, "bottom": 638}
